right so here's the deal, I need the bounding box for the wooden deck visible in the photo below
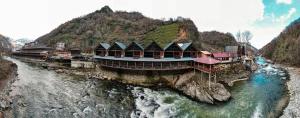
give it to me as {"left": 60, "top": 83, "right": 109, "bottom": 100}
{"left": 99, "top": 59, "right": 218, "bottom": 73}
{"left": 100, "top": 59, "right": 193, "bottom": 71}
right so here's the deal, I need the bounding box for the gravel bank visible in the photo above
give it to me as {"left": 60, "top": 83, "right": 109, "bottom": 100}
{"left": 281, "top": 67, "right": 300, "bottom": 118}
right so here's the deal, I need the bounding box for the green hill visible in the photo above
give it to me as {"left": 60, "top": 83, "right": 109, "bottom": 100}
{"left": 35, "top": 6, "right": 199, "bottom": 50}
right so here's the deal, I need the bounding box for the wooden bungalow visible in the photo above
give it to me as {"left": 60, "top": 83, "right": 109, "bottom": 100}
{"left": 164, "top": 42, "right": 183, "bottom": 59}
{"left": 13, "top": 46, "right": 54, "bottom": 60}
{"left": 95, "top": 43, "right": 110, "bottom": 57}
{"left": 144, "top": 42, "right": 164, "bottom": 59}
{"left": 125, "top": 42, "right": 144, "bottom": 58}
{"left": 70, "top": 48, "right": 81, "bottom": 56}
{"left": 108, "top": 42, "right": 126, "bottom": 58}
{"left": 179, "top": 43, "right": 199, "bottom": 58}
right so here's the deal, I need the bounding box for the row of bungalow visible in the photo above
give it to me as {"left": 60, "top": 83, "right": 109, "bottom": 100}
{"left": 95, "top": 42, "right": 202, "bottom": 59}
{"left": 93, "top": 41, "right": 241, "bottom": 73}
{"left": 93, "top": 41, "right": 237, "bottom": 89}
{"left": 94, "top": 41, "right": 240, "bottom": 61}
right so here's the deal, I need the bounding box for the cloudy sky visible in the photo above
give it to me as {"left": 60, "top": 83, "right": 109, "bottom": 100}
{"left": 0, "top": 0, "right": 299, "bottom": 49}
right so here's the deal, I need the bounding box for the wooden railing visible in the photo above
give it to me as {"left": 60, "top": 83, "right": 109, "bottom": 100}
{"left": 99, "top": 59, "right": 218, "bottom": 73}
{"left": 100, "top": 60, "right": 193, "bottom": 70}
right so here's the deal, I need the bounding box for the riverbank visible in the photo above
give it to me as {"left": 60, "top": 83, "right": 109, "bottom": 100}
{"left": 0, "top": 59, "right": 17, "bottom": 90}
{"left": 281, "top": 66, "right": 300, "bottom": 118}
{"left": 0, "top": 58, "right": 17, "bottom": 117}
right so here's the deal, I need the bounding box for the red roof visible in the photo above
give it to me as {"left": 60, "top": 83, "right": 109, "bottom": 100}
{"left": 194, "top": 56, "right": 220, "bottom": 65}
{"left": 212, "top": 52, "right": 230, "bottom": 58}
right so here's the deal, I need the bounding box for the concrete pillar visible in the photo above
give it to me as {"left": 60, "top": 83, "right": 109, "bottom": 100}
{"left": 209, "top": 73, "right": 211, "bottom": 90}
{"left": 200, "top": 71, "right": 203, "bottom": 82}
{"left": 214, "top": 73, "right": 217, "bottom": 83}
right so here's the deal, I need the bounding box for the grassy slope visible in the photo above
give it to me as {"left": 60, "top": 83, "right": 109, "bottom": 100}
{"left": 144, "top": 23, "right": 179, "bottom": 47}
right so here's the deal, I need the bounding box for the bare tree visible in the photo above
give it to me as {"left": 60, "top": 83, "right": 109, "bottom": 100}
{"left": 242, "top": 30, "right": 253, "bottom": 44}
{"left": 241, "top": 30, "right": 253, "bottom": 56}
{"left": 236, "top": 30, "right": 242, "bottom": 42}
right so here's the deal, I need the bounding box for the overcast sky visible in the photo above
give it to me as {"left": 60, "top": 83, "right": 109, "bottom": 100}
{"left": 0, "top": 0, "right": 299, "bottom": 49}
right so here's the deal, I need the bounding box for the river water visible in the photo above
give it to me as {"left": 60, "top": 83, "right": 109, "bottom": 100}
{"left": 4, "top": 57, "right": 289, "bottom": 118}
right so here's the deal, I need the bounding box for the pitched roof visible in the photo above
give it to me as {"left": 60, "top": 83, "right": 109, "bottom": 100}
{"left": 99, "top": 43, "right": 111, "bottom": 49}
{"left": 126, "top": 42, "right": 144, "bottom": 50}
{"left": 114, "top": 42, "right": 126, "bottom": 50}
{"left": 194, "top": 56, "right": 220, "bottom": 65}
{"left": 144, "top": 41, "right": 163, "bottom": 51}
{"left": 163, "top": 42, "right": 174, "bottom": 50}
{"left": 178, "top": 42, "right": 192, "bottom": 51}
{"left": 212, "top": 52, "right": 230, "bottom": 58}
{"left": 95, "top": 56, "right": 194, "bottom": 62}
{"left": 163, "top": 42, "right": 182, "bottom": 51}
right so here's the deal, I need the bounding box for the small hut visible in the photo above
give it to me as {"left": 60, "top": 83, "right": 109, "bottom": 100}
{"left": 144, "top": 41, "right": 164, "bottom": 59}
{"left": 125, "top": 42, "right": 144, "bottom": 58}
{"left": 70, "top": 48, "right": 81, "bottom": 56}
{"left": 95, "top": 43, "right": 110, "bottom": 57}
{"left": 108, "top": 42, "right": 126, "bottom": 58}
{"left": 179, "top": 43, "right": 198, "bottom": 58}
{"left": 164, "top": 42, "right": 183, "bottom": 59}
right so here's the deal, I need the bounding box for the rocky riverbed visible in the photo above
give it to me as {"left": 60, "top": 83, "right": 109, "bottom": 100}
{"left": 281, "top": 66, "right": 300, "bottom": 118}
{"left": 0, "top": 58, "right": 18, "bottom": 117}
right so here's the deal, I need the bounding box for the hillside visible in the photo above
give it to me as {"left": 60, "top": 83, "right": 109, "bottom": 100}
{"left": 261, "top": 17, "right": 300, "bottom": 66}
{"left": 0, "top": 34, "right": 12, "bottom": 53}
{"left": 35, "top": 6, "right": 199, "bottom": 50}
{"left": 197, "top": 31, "right": 238, "bottom": 52}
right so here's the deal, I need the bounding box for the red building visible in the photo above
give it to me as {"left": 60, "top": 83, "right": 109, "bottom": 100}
{"left": 212, "top": 52, "right": 230, "bottom": 61}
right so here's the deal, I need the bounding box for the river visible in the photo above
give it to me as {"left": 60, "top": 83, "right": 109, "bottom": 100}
{"left": 3, "top": 57, "right": 289, "bottom": 118}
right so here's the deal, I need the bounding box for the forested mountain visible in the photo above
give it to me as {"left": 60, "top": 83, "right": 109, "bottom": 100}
{"left": 261, "top": 17, "right": 300, "bottom": 66}
{"left": 35, "top": 6, "right": 240, "bottom": 52}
